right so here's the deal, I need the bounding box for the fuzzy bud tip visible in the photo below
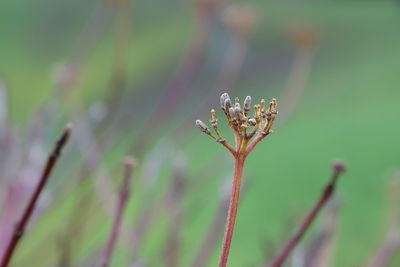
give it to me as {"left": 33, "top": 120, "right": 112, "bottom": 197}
{"left": 195, "top": 119, "right": 209, "bottom": 133}
{"left": 331, "top": 159, "right": 346, "bottom": 174}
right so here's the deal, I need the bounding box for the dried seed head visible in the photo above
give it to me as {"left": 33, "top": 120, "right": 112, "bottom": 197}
{"left": 210, "top": 109, "right": 218, "bottom": 127}
{"left": 260, "top": 99, "right": 266, "bottom": 111}
{"left": 272, "top": 98, "right": 277, "bottom": 108}
{"left": 195, "top": 120, "right": 210, "bottom": 134}
{"left": 254, "top": 104, "right": 261, "bottom": 118}
{"left": 224, "top": 98, "right": 232, "bottom": 111}
{"left": 220, "top": 93, "right": 230, "bottom": 109}
{"left": 211, "top": 109, "right": 216, "bottom": 121}
{"left": 244, "top": 96, "right": 251, "bottom": 111}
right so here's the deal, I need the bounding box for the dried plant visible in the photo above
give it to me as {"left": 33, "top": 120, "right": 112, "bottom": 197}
{"left": 98, "top": 156, "right": 135, "bottom": 267}
{"left": 196, "top": 93, "right": 278, "bottom": 267}
{"left": 268, "top": 160, "right": 346, "bottom": 267}
{"left": 0, "top": 123, "right": 72, "bottom": 267}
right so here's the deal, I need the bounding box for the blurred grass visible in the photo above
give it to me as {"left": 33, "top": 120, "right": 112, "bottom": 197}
{"left": 1, "top": 0, "right": 400, "bottom": 266}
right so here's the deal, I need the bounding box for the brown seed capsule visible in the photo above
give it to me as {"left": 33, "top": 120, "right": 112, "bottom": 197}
{"left": 210, "top": 109, "right": 218, "bottom": 127}
{"left": 254, "top": 104, "right": 261, "bottom": 118}
{"left": 260, "top": 99, "right": 266, "bottom": 112}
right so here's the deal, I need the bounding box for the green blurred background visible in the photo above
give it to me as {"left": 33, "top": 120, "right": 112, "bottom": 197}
{"left": 1, "top": 0, "right": 400, "bottom": 266}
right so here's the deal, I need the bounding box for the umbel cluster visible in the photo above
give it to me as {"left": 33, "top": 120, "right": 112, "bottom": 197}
{"left": 196, "top": 93, "right": 278, "bottom": 156}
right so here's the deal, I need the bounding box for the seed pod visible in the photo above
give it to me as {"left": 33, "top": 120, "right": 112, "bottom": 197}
{"left": 220, "top": 93, "right": 230, "bottom": 109}
{"left": 244, "top": 96, "right": 251, "bottom": 112}
{"left": 224, "top": 98, "right": 232, "bottom": 111}
{"left": 195, "top": 120, "right": 210, "bottom": 134}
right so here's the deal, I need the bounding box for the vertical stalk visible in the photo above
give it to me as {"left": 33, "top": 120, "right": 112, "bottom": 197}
{"left": 0, "top": 124, "right": 72, "bottom": 267}
{"left": 98, "top": 157, "right": 134, "bottom": 267}
{"left": 219, "top": 155, "right": 245, "bottom": 267}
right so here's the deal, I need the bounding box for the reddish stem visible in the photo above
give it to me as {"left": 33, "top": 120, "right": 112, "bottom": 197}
{"left": 0, "top": 124, "right": 72, "bottom": 267}
{"left": 245, "top": 132, "right": 270, "bottom": 157}
{"left": 98, "top": 157, "right": 134, "bottom": 267}
{"left": 268, "top": 169, "right": 343, "bottom": 267}
{"left": 218, "top": 155, "right": 246, "bottom": 267}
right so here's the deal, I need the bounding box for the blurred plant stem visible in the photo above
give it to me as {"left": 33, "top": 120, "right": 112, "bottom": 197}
{"left": 98, "top": 156, "right": 135, "bottom": 267}
{"left": 305, "top": 199, "right": 338, "bottom": 267}
{"left": 131, "top": 2, "right": 218, "bottom": 155}
{"left": 368, "top": 175, "right": 400, "bottom": 267}
{"left": 172, "top": 4, "right": 258, "bottom": 142}
{"left": 278, "top": 25, "right": 319, "bottom": 121}
{"left": 104, "top": 0, "right": 133, "bottom": 112}
{"left": 164, "top": 162, "right": 186, "bottom": 267}
{"left": 0, "top": 124, "right": 72, "bottom": 267}
{"left": 268, "top": 161, "right": 346, "bottom": 267}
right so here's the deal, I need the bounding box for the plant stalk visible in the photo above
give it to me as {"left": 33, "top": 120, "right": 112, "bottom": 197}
{"left": 268, "top": 169, "right": 342, "bottom": 267}
{"left": 218, "top": 155, "right": 245, "bottom": 267}
{"left": 0, "top": 124, "right": 72, "bottom": 267}
{"left": 98, "top": 157, "right": 134, "bottom": 267}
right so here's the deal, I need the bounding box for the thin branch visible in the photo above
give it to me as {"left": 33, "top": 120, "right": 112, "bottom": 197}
{"left": 244, "top": 131, "right": 270, "bottom": 157}
{"left": 98, "top": 156, "right": 135, "bottom": 267}
{"left": 368, "top": 228, "right": 400, "bottom": 267}
{"left": 0, "top": 123, "right": 72, "bottom": 267}
{"left": 164, "top": 165, "right": 186, "bottom": 267}
{"left": 268, "top": 160, "right": 346, "bottom": 267}
{"left": 368, "top": 176, "right": 400, "bottom": 267}
{"left": 219, "top": 139, "right": 237, "bottom": 156}
{"left": 305, "top": 199, "right": 339, "bottom": 267}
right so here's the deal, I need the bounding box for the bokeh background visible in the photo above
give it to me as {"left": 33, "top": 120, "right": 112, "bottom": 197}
{"left": 1, "top": 0, "right": 400, "bottom": 266}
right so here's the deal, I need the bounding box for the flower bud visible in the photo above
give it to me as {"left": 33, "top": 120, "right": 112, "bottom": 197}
{"left": 220, "top": 93, "right": 230, "bottom": 109}
{"left": 234, "top": 106, "right": 242, "bottom": 121}
{"left": 224, "top": 98, "right": 232, "bottom": 111}
{"left": 331, "top": 160, "right": 346, "bottom": 174}
{"left": 229, "top": 107, "right": 235, "bottom": 119}
{"left": 244, "top": 96, "right": 251, "bottom": 111}
{"left": 248, "top": 118, "right": 256, "bottom": 125}
{"left": 195, "top": 120, "right": 210, "bottom": 133}
{"left": 235, "top": 102, "right": 241, "bottom": 110}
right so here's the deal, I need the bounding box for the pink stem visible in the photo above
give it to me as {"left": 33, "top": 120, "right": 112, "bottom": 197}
{"left": 268, "top": 169, "right": 343, "bottom": 267}
{"left": 218, "top": 156, "right": 246, "bottom": 267}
